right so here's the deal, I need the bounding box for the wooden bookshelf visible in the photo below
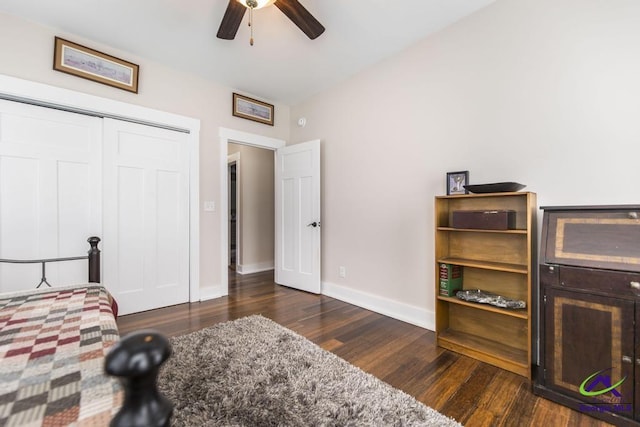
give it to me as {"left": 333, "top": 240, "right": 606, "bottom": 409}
{"left": 435, "top": 192, "right": 536, "bottom": 378}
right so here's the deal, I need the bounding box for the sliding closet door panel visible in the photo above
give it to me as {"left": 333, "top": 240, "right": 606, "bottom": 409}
{"left": 156, "top": 170, "right": 184, "bottom": 287}
{"left": 0, "top": 156, "right": 39, "bottom": 287}
{"left": 0, "top": 100, "right": 101, "bottom": 292}
{"left": 103, "top": 118, "right": 189, "bottom": 315}
{"left": 117, "top": 166, "right": 146, "bottom": 294}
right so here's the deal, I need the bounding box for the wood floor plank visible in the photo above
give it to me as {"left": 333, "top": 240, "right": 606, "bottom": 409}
{"left": 472, "top": 369, "right": 523, "bottom": 425}
{"left": 439, "top": 363, "right": 499, "bottom": 423}
{"left": 116, "top": 270, "right": 614, "bottom": 426}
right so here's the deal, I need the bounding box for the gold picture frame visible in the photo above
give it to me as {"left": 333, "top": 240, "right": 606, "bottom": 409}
{"left": 232, "top": 93, "right": 274, "bottom": 126}
{"left": 53, "top": 37, "right": 139, "bottom": 93}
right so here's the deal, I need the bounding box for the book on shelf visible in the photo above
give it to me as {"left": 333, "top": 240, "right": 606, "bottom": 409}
{"left": 439, "top": 263, "right": 462, "bottom": 297}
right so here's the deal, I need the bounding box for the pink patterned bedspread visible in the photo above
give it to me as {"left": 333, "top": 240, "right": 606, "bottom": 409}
{"left": 0, "top": 285, "right": 122, "bottom": 426}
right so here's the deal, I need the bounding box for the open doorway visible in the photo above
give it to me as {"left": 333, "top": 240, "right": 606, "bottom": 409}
{"left": 227, "top": 142, "right": 275, "bottom": 276}
{"left": 218, "top": 128, "right": 285, "bottom": 297}
{"left": 228, "top": 159, "right": 238, "bottom": 270}
{"left": 218, "top": 128, "right": 321, "bottom": 297}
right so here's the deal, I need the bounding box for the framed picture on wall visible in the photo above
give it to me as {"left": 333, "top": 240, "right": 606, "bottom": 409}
{"left": 446, "top": 171, "right": 469, "bottom": 195}
{"left": 232, "top": 93, "right": 274, "bottom": 126}
{"left": 53, "top": 37, "right": 139, "bottom": 93}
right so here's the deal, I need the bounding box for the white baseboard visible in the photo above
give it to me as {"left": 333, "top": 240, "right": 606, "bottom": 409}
{"left": 321, "top": 281, "right": 435, "bottom": 331}
{"left": 237, "top": 261, "right": 274, "bottom": 275}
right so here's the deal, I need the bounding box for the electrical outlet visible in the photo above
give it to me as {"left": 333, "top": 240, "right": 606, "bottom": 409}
{"left": 339, "top": 266, "right": 346, "bottom": 278}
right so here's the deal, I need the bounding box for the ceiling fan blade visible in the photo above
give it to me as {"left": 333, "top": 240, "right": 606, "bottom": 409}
{"left": 217, "top": 0, "right": 247, "bottom": 40}
{"left": 274, "top": 0, "right": 325, "bottom": 40}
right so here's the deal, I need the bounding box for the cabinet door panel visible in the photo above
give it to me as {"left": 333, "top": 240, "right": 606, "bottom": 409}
{"left": 543, "top": 209, "right": 640, "bottom": 272}
{"left": 636, "top": 307, "right": 640, "bottom": 421}
{"left": 545, "top": 288, "right": 634, "bottom": 417}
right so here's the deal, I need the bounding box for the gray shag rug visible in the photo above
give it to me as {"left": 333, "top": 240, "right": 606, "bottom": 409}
{"left": 158, "top": 315, "right": 462, "bottom": 426}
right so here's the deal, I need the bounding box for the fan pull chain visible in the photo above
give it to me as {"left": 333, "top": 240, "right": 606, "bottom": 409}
{"left": 250, "top": 7, "right": 254, "bottom": 45}
{"left": 247, "top": 2, "right": 255, "bottom": 46}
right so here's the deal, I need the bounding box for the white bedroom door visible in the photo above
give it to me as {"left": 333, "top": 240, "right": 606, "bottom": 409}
{"left": 0, "top": 99, "right": 101, "bottom": 292}
{"left": 275, "top": 140, "right": 321, "bottom": 294}
{"left": 102, "top": 118, "right": 190, "bottom": 315}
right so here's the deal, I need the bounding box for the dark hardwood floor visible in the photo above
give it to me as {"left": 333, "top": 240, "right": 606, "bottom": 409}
{"left": 117, "top": 270, "right": 610, "bottom": 427}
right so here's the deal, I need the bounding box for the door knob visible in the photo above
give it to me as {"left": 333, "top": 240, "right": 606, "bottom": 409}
{"left": 307, "top": 221, "right": 320, "bottom": 228}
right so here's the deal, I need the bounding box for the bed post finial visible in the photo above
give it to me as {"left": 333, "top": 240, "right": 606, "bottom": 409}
{"left": 88, "top": 236, "right": 101, "bottom": 283}
{"left": 105, "top": 330, "right": 173, "bottom": 427}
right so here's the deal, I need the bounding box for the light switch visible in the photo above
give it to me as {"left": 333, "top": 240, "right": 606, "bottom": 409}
{"left": 204, "top": 201, "right": 215, "bottom": 212}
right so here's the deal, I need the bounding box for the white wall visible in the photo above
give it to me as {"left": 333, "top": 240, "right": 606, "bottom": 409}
{"left": 0, "top": 12, "right": 290, "bottom": 294}
{"left": 289, "top": 0, "right": 640, "bottom": 329}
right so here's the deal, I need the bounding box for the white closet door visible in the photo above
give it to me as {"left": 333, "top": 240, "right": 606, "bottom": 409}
{"left": 102, "top": 118, "right": 189, "bottom": 315}
{"left": 0, "top": 100, "right": 101, "bottom": 292}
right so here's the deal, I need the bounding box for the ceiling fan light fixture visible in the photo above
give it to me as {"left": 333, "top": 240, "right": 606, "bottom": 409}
{"left": 218, "top": 0, "right": 324, "bottom": 43}
{"left": 236, "top": 0, "right": 276, "bottom": 10}
{"left": 235, "top": 0, "right": 275, "bottom": 46}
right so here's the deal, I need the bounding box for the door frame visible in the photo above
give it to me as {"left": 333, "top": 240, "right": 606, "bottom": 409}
{"left": 218, "top": 127, "right": 285, "bottom": 296}
{"left": 0, "top": 74, "right": 201, "bottom": 303}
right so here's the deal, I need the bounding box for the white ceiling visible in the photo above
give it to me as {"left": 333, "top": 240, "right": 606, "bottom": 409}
{"left": 0, "top": 0, "right": 495, "bottom": 105}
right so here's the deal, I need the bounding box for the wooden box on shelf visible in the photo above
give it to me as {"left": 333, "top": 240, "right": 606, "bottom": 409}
{"left": 451, "top": 209, "right": 516, "bottom": 230}
{"left": 434, "top": 191, "right": 537, "bottom": 378}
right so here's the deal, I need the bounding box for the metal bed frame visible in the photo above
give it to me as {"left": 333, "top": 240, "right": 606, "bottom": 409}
{"left": 0, "top": 236, "right": 100, "bottom": 287}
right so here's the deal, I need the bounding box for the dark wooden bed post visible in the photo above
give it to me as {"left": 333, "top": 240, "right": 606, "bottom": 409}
{"left": 105, "top": 330, "right": 173, "bottom": 427}
{"left": 88, "top": 236, "right": 101, "bottom": 283}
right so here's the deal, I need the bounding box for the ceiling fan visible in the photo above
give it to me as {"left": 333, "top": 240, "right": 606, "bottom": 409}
{"left": 217, "top": 0, "right": 325, "bottom": 45}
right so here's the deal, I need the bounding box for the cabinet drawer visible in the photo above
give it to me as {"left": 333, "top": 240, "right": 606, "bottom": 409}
{"left": 558, "top": 266, "right": 640, "bottom": 298}
{"left": 541, "top": 207, "right": 640, "bottom": 272}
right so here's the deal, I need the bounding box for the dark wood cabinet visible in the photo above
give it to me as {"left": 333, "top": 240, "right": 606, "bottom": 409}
{"left": 535, "top": 205, "right": 640, "bottom": 426}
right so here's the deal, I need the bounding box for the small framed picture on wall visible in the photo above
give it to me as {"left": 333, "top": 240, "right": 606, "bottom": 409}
{"left": 446, "top": 171, "right": 469, "bottom": 195}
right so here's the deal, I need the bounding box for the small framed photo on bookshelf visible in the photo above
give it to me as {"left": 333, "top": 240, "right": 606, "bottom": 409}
{"left": 446, "top": 171, "right": 469, "bottom": 195}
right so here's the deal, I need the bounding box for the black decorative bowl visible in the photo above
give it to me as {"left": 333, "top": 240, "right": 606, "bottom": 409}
{"left": 463, "top": 182, "right": 526, "bottom": 194}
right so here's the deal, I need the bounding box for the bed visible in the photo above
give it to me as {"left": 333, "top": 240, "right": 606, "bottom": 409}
{"left": 0, "top": 238, "right": 124, "bottom": 425}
